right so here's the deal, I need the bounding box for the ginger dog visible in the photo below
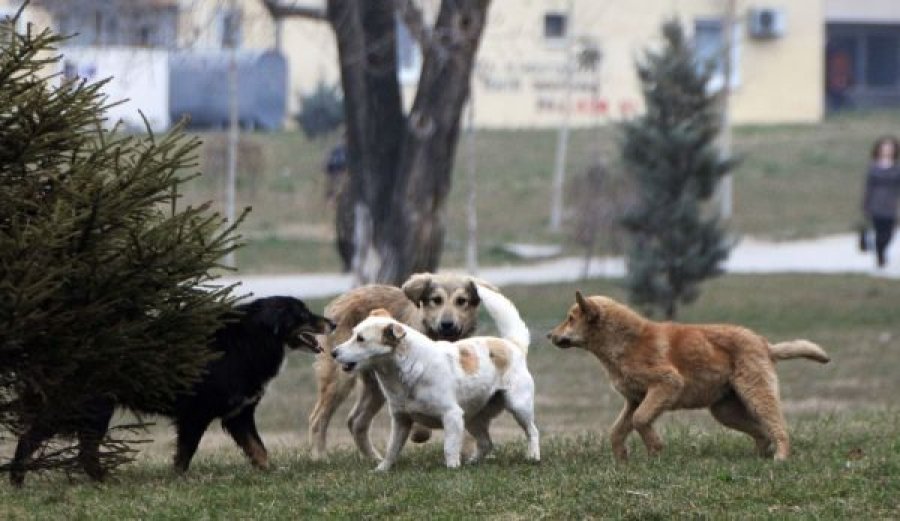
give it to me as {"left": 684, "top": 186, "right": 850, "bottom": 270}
{"left": 547, "top": 292, "right": 830, "bottom": 461}
{"left": 332, "top": 285, "right": 539, "bottom": 471}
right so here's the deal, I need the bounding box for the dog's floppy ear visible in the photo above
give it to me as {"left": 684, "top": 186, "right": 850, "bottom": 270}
{"left": 381, "top": 322, "right": 406, "bottom": 347}
{"left": 402, "top": 273, "right": 433, "bottom": 304}
{"left": 369, "top": 308, "right": 392, "bottom": 318}
{"left": 575, "top": 291, "right": 599, "bottom": 321}
{"left": 465, "top": 280, "right": 481, "bottom": 307}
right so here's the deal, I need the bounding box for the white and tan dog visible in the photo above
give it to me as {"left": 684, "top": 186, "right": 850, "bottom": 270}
{"left": 332, "top": 285, "right": 539, "bottom": 471}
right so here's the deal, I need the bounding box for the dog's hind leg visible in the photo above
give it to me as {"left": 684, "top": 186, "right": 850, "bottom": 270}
{"left": 465, "top": 395, "right": 504, "bottom": 463}
{"left": 731, "top": 361, "right": 790, "bottom": 461}
{"left": 710, "top": 394, "right": 772, "bottom": 457}
{"left": 9, "top": 424, "right": 54, "bottom": 487}
{"left": 464, "top": 419, "right": 494, "bottom": 464}
{"left": 223, "top": 405, "right": 269, "bottom": 469}
{"left": 609, "top": 400, "right": 639, "bottom": 462}
{"left": 503, "top": 389, "right": 540, "bottom": 462}
{"left": 308, "top": 355, "right": 355, "bottom": 460}
{"left": 346, "top": 371, "right": 385, "bottom": 460}
{"left": 375, "top": 413, "right": 413, "bottom": 472}
{"left": 173, "top": 414, "right": 214, "bottom": 473}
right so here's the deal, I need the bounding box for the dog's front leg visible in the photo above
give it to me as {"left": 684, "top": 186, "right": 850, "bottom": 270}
{"left": 632, "top": 380, "right": 682, "bottom": 457}
{"left": 375, "top": 413, "right": 412, "bottom": 472}
{"left": 610, "top": 400, "right": 638, "bottom": 462}
{"left": 442, "top": 408, "right": 466, "bottom": 468}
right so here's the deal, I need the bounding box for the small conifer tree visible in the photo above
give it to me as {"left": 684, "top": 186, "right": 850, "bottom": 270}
{"left": 620, "top": 20, "right": 736, "bottom": 319}
{"left": 0, "top": 13, "right": 244, "bottom": 477}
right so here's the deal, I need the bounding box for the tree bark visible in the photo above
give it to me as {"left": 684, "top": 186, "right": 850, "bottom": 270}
{"left": 328, "top": 0, "right": 490, "bottom": 285}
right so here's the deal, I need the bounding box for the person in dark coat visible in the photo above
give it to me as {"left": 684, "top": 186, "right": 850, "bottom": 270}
{"left": 862, "top": 136, "right": 900, "bottom": 267}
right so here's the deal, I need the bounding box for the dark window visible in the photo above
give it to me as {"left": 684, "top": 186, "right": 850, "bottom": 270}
{"left": 694, "top": 19, "right": 724, "bottom": 72}
{"left": 220, "top": 9, "right": 242, "bottom": 48}
{"left": 544, "top": 13, "right": 567, "bottom": 39}
{"left": 866, "top": 34, "right": 899, "bottom": 87}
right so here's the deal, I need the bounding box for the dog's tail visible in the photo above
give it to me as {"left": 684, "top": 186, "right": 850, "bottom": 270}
{"left": 769, "top": 340, "right": 830, "bottom": 364}
{"left": 476, "top": 284, "right": 530, "bottom": 353}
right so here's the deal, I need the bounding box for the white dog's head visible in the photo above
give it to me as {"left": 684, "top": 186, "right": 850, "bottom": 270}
{"left": 331, "top": 309, "right": 407, "bottom": 372}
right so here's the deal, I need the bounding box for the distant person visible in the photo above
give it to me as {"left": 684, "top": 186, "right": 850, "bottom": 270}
{"left": 862, "top": 136, "right": 900, "bottom": 268}
{"left": 323, "top": 136, "right": 354, "bottom": 272}
{"left": 323, "top": 139, "right": 348, "bottom": 203}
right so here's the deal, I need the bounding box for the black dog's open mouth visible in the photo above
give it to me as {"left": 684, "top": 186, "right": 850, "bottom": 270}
{"left": 340, "top": 362, "right": 357, "bottom": 372}
{"left": 288, "top": 331, "right": 323, "bottom": 353}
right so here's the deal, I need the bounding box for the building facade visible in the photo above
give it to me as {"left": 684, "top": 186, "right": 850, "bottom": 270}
{"left": 4, "top": 1, "right": 900, "bottom": 128}
{"left": 825, "top": 0, "right": 900, "bottom": 111}
{"left": 278, "top": 0, "right": 826, "bottom": 127}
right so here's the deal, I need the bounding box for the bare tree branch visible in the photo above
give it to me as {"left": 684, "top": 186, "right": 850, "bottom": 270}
{"left": 394, "top": 0, "right": 432, "bottom": 50}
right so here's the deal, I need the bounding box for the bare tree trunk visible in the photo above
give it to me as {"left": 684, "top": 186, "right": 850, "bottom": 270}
{"left": 329, "top": 0, "right": 490, "bottom": 285}
{"left": 328, "top": 0, "right": 405, "bottom": 284}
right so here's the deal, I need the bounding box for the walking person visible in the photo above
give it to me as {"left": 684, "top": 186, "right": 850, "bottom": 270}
{"left": 862, "top": 136, "right": 900, "bottom": 268}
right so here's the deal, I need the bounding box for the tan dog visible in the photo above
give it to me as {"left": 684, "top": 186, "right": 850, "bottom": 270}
{"left": 309, "top": 273, "right": 490, "bottom": 460}
{"left": 547, "top": 292, "right": 830, "bottom": 461}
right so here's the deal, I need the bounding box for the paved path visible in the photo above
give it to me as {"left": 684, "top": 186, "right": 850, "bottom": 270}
{"left": 220, "top": 233, "right": 900, "bottom": 300}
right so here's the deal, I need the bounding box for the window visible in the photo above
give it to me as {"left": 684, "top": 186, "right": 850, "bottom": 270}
{"left": 865, "top": 33, "right": 899, "bottom": 87}
{"left": 218, "top": 8, "right": 242, "bottom": 48}
{"left": 0, "top": 7, "right": 21, "bottom": 46}
{"left": 694, "top": 18, "right": 741, "bottom": 90}
{"left": 544, "top": 12, "right": 567, "bottom": 40}
{"left": 396, "top": 16, "right": 421, "bottom": 84}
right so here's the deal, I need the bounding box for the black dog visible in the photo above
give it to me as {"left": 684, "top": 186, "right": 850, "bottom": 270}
{"left": 9, "top": 296, "right": 334, "bottom": 486}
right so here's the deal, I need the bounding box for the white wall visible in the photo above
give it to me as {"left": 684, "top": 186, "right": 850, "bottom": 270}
{"left": 59, "top": 47, "right": 171, "bottom": 132}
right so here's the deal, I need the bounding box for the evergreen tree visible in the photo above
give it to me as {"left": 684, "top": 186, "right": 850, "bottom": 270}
{"left": 0, "top": 14, "right": 244, "bottom": 477}
{"left": 620, "top": 20, "right": 736, "bottom": 319}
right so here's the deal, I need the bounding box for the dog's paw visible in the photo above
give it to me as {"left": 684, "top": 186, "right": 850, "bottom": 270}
{"left": 410, "top": 427, "right": 432, "bottom": 444}
{"left": 373, "top": 463, "right": 391, "bottom": 472}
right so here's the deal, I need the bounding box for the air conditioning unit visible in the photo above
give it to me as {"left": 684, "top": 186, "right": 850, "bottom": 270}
{"left": 748, "top": 8, "right": 786, "bottom": 39}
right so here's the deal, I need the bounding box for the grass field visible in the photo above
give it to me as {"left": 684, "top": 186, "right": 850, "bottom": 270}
{"left": 180, "top": 110, "right": 900, "bottom": 273}
{"left": 3, "top": 274, "right": 899, "bottom": 518}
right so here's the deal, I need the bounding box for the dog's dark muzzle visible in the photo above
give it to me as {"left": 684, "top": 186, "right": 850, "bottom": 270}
{"left": 432, "top": 321, "right": 463, "bottom": 341}
{"left": 547, "top": 332, "right": 574, "bottom": 349}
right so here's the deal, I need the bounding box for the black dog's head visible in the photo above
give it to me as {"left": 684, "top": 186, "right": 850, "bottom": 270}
{"left": 242, "top": 296, "right": 335, "bottom": 353}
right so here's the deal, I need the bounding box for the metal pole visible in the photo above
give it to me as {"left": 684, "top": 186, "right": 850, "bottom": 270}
{"left": 720, "top": 0, "right": 736, "bottom": 219}
{"left": 224, "top": 0, "right": 239, "bottom": 268}
{"left": 549, "top": 0, "right": 575, "bottom": 232}
{"left": 465, "top": 93, "right": 478, "bottom": 274}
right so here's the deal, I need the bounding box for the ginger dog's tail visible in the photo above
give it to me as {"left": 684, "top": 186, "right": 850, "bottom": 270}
{"left": 475, "top": 284, "right": 530, "bottom": 353}
{"left": 769, "top": 340, "right": 830, "bottom": 364}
